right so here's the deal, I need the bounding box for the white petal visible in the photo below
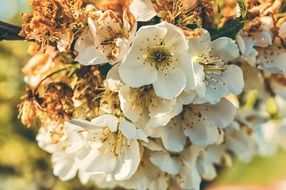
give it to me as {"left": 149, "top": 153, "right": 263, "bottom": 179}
{"left": 252, "top": 29, "right": 273, "bottom": 47}
{"left": 119, "top": 118, "right": 149, "bottom": 142}
{"left": 177, "top": 162, "right": 201, "bottom": 190}
{"left": 159, "top": 119, "right": 186, "bottom": 152}
{"left": 114, "top": 140, "right": 141, "bottom": 180}
{"left": 177, "top": 52, "right": 197, "bottom": 91}
{"left": 82, "top": 148, "right": 117, "bottom": 174}
{"left": 194, "top": 65, "right": 244, "bottom": 104}
{"left": 211, "top": 37, "right": 240, "bottom": 62}
{"left": 162, "top": 22, "right": 189, "bottom": 51}
{"left": 78, "top": 170, "right": 92, "bottom": 185}
{"left": 153, "top": 68, "right": 186, "bottom": 99}
{"left": 184, "top": 122, "right": 220, "bottom": 146}
{"left": 66, "top": 119, "right": 97, "bottom": 130}
{"left": 196, "top": 159, "right": 217, "bottom": 180}
{"left": 193, "top": 63, "right": 206, "bottom": 97}
{"left": 119, "top": 53, "right": 158, "bottom": 88}
{"left": 105, "top": 64, "right": 122, "bottom": 91}
{"left": 119, "top": 86, "right": 143, "bottom": 122}
{"left": 188, "top": 28, "right": 212, "bottom": 56}
{"left": 149, "top": 152, "right": 180, "bottom": 175}
{"left": 147, "top": 102, "right": 183, "bottom": 128}
{"left": 178, "top": 91, "right": 196, "bottom": 105}
{"left": 52, "top": 153, "right": 78, "bottom": 181}
{"left": 91, "top": 114, "right": 119, "bottom": 132}
{"left": 257, "top": 44, "right": 286, "bottom": 73}
{"left": 130, "top": 0, "right": 157, "bottom": 21}
{"left": 75, "top": 34, "right": 109, "bottom": 65}
{"left": 149, "top": 97, "right": 175, "bottom": 117}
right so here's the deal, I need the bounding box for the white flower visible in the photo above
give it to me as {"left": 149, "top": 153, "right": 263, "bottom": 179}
{"left": 67, "top": 114, "right": 148, "bottom": 181}
{"left": 119, "top": 84, "right": 194, "bottom": 127}
{"left": 121, "top": 151, "right": 169, "bottom": 190}
{"left": 106, "top": 65, "right": 193, "bottom": 132}
{"left": 75, "top": 9, "right": 136, "bottom": 65}
{"left": 183, "top": 98, "right": 236, "bottom": 146}
{"left": 145, "top": 140, "right": 202, "bottom": 190}
{"left": 36, "top": 123, "right": 88, "bottom": 181}
{"left": 146, "top": 98, "right": 236, "bottom": 151}
{"left": 119, "top": 21, "right": 196, "bottom": 99}
{"left": 189, "top": 29, "right": 244, "bottom": 104}
{"left": 236, "top": 21, "right": 286, "bottom": 73}
{"left": 236, "top": 31, "right": 258, "bottom": 66}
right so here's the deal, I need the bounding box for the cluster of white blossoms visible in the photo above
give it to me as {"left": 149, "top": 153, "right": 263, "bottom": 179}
{"left": 18, "top": 0, "right": 286, "bottom": 189}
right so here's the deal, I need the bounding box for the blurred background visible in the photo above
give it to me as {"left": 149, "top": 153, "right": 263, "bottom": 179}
{"left": 1, "top": 0, "right": 286, "bottom": 190}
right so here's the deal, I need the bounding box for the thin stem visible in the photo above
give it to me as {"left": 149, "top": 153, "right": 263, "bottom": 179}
{"left": 34, "top": 66, "right": 75, "bottom": 92}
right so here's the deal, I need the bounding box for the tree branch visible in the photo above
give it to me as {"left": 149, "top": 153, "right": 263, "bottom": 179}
{"left": 0, "top": 21, "right": 24, "bottom": 41}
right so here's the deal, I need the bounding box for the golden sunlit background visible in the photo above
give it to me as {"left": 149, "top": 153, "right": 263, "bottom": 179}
{"left": 1, "top": 1, "right": 286, "bottom": 190}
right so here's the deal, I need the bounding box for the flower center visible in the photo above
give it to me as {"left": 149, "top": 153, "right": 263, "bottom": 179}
{"left": 143, "top": 46, "right": 173, "bottom": 72}
{"left": 98, "top": 128, "right": 129, "bottom": 157}
{"left": 193, "top": 48, "right": 226, "bottom": 73}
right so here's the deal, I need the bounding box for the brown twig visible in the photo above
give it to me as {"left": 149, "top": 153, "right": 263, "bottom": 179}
{"left": 0, "top": 21, "right": 24, "bottom": 41}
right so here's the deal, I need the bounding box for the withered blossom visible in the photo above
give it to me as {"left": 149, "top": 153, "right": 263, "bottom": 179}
{"left": 42, "top": 82, "right": 74, "bottom": 122}
{"left": 19, "top": 0, "right": 95, "bottom": 52}
{"left": 202, "top": 0, "right": 242, "bottom": 29}
{"left": 18, "top": 89, "right": 43, "bottom": 128}
{"left": 244, "top": 0, "right": 284, "bottom": 34}
{"left": 74, "top": 66, "right": 103, "bottom": 112}
{"left": 96, "top": 0, "right": 131, "bottom": 16}
{"left": 151, "top": 0, "right": 202, "bottom": 30}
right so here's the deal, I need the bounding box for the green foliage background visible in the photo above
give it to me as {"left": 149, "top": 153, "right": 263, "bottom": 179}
{"left": 0, "top": 1, "right": 286, "bottom": 190}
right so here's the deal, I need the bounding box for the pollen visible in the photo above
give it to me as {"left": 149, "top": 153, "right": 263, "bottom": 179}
{"left": 144, "top": 46, "right": 174, "bottom": 72}
{"left": 194, "top": 48, "right": 226, "bottom": 73}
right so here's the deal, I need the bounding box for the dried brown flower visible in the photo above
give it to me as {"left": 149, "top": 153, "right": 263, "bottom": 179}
{"left": 20, "top": 0, "right": 95, "bottom": 52}
{"left": 74, "top": 66, "right": 103, "bottom": 112}
{"left": 201, "top": 0, "right": 215, "bottom": 29}
{"left": 201, "top": 0, "right": 243, "bottom": 30}
{"left": 96, "top": 0, "right": 131, "bottom": 16}
{"left": 42, "top": 82, "right": 74, "bottom": 122}
{"left": 243, "top": 0, "right": 284, "bottom": 35}
{"left": 18, "top": 89, "right": 43, "bottom": 128}
{"left": 150, "top": 0, "right": 202, "bottom": 30}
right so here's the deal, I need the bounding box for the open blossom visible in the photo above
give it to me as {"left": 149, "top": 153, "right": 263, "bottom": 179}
{"left": 147, "top": 98, "right": 236, "bottom": 151}
{"left": 119, "top": 21, "right": 196, "bottom": 99}
{"left": 121, "top": 143, "right": 202, "bottom": 190}
{"left": 189, "top": 29, "right": 243, "bottom": 104}
{"left": 37, "top": 114, "right": 148, "bottom": 181}
{"left": 75, "top": 9, "right": 136, "bottom": 65}
{"left": 236, "top": 1, "right": 286, "bottom": 73}
{"left": 106, "top": 65, "right": 194, "bottom": 131}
